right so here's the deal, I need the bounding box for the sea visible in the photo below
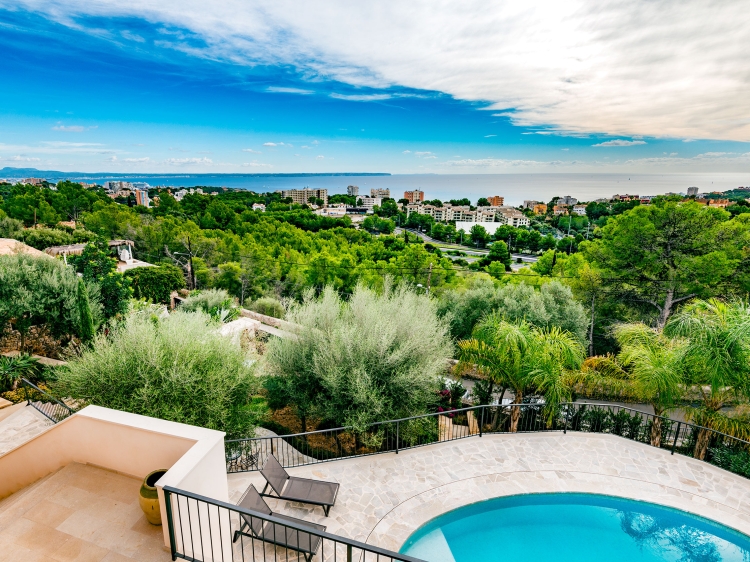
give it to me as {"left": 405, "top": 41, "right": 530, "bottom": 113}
{"left": 8, "top": 172, "right": 750, "bottom": 205}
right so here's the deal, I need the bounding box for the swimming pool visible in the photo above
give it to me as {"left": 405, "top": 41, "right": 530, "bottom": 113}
{"left": 399, "top": 493, "right": 750, "bottom": 562}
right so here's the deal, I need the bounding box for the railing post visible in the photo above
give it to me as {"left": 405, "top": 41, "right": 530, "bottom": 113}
{"left": 563, "top": 405, "right": 569, "bottom": 434}
{"left": 164, "top": 489, "right": 177, "bottom": 560}
{"left": 479, "top": 406, "right": 484, "bottom": 437}
{"left": 395, "top": 421, "right": 399, "bottom": 454}
{"left": 671, "top": 422, "right": 681, "bottom": 455}
{"left": 271, "top": 437, "right": 275, "bottom": 457}
{"left": 347, "top": 544, "right": 353, "bottom": 562}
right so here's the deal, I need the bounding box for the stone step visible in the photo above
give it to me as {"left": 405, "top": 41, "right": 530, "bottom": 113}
{"left": 0, "top": 404, "right": 55, "bottom": 457}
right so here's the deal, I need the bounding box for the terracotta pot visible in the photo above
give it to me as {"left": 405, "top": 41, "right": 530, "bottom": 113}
{"left": 139, "top": 469, "right": 167, "bottom": 525}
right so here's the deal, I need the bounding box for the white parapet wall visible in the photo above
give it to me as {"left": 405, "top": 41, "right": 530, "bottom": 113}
{"left": 0, "top": 405, "right": 229, "bottom": 555}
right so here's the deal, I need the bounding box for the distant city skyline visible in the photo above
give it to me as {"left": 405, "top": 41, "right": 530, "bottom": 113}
{"left": 1, "top": 2, "right": 749, "bottom": 176}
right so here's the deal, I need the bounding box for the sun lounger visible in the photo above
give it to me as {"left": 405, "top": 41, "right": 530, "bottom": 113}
{"left": 233, "top": 484, "right": 326, "bottom": 562}
{"left": 260, "top": 454, "right": 340, "bottom": 516}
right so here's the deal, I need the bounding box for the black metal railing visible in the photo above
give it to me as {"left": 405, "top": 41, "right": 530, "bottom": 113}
{"left": 227, "top": 402, "right": 750, "bottom": 482}
{"left": 163, "top": 485, "right": 425, "bottom": 562}
{"left": 21, "top": 378, "right": 75, "bottom": 423}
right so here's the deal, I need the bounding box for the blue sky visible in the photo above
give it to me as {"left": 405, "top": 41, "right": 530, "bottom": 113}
{"left": 1, "top": 2, "right": 749, "bottom": 174}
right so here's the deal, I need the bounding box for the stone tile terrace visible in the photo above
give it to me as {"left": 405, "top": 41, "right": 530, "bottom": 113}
{"left": 0, "top": 463, "right": 169, "bottom": 562}
{"left": 228, "top": 432, "right": 750, "bottom": 553}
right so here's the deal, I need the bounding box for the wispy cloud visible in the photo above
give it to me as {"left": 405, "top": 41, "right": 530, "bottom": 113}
{"left": 263, "top": 142, "right": 292, "bottom": 147}
{"left": 242, "top": 148, "right": 261, "bottom": 153}
{"left": 592, "top": 139, "right": 647, "bottom": 147}
{"left": 484, "top": 134, "right": 497, "bottom": 138}
{"left": 241, "top": 161, "right": 271, "bottom": 167}
{"left": 329, "top": 93, "right": 391, "bottom": 101}
{"left": 6, "top": 155, "right": 41, "bottom": 162}
{"left": 123, "top": 157, "right": 150, "bottom": 162}
{"left": 52, "top": 124, "right": 85, "bottom": 132}
{"left": 414, "top": 151, "right": 437, "bottom": 159}
{"left": 164, "top": 157, "right": 213, "bottom": 165}
{"left": 402, "top": 150, "right": 411, "bottom": 154}
{"left": 266, "top": 86, "right": 314, "bottom": 94}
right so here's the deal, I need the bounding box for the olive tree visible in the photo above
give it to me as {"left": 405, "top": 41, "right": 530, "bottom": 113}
{"left": 264, "top": 283, "right": 453, "bottom": 431}
{"left": 55, "top": 310, "right": 261, "bottom": 438}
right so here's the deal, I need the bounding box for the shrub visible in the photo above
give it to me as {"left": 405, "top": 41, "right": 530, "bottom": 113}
{"left": 180, "top": 289, "right": 239, "bottom": 322}
{"left": 0, "top": 253, "right": 102, "bottom": 349}
{"left": 69, "top": 241, "right": 132, "bottom": 319}
{"left": 709, "top": 445, "right": 750, "bottom": 478}
{"left": 124, "top": 264, "right": 185, "bottom": 304}
{"left": 264, "top": 282, "right": 453, "bottom": 431}
{"left": 247, "top": 297, "right": 285, "bottom": 319}
{"left": 54, "top": 310, "right": 261, "bottom": 438}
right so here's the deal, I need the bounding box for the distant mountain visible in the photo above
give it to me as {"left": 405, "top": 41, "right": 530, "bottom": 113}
{"left": 1, "top": 167, "right": 69, "bottom": 176}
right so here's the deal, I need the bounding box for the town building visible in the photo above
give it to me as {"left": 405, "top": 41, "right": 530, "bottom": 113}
{"left": 280, "top": 188, "right": 329, "bottom": 206}
{"left": 370, "top": 188, "right": 390, "bottom": 198}
{"left": 315, "top": 203, "right": 347, "bottom": 217}
{"left": 134, "top": 189, "right": 150, "bottom": 208}
{"left": 23, "top": 177, "right": 44, "bottom": 186}
{"left": 357, "top": 196, "right": 382, "bottom": 210}
{"left": 558, "top": 195, "right": 578, "bottom": 206}
{"left": 687, "top": 187, "right": 699, "bottom": 197}
{"left": 104, "top": 181, "right": 134, "bottom": 192}
{"left": 533, "top": 203, "right": 548, "bottom": 215}
{"left": 406, "top": 203, "right": 495, "bottom": 223}
{"left": 497, "top": 209, "right": 530, "bottom": 227}
{"left": 572, "top": 205, "right": 587, "bottom": 216}
{"left": 252, "top": 203, "right": 266, "bottom": 212}
{"left": 347, "top": 185, "right": 359, "bottom": 197}
{"left": 404, "top": 189, "right": 425, "bottom": 204}
{"left": 553, "top": 205, "right": 569, "bottom": 215}
{"left": 523, "top": 200, "right": 541, "bottom": 209}
{"left": 487, "top": 195, "right": 505, "bottom": 206}
{"left": 611, "top": 194, "right": 639, "bottom": 201}
{"left": 174, "top": 189, "right": 188, "bottom": 202}
{"left": 696, "top": 198, "right": 730, "bottom": 208}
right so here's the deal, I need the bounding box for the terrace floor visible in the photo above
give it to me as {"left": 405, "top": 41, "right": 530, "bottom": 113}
{"left": 228, "top": 432, "right": 750, "bottom": 553}
{"left": 0, "top": 463, "right": 170, "bottom": 562}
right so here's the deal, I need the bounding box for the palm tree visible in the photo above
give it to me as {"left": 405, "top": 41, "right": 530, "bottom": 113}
{"left": 614, "top": 323, "right": 685, "bottom": 447}
{"left": 665, "top": 298, "right": 750, "bottom": 459}
{"left": 458, "top": 314, "right": 584, "bottom": 431}
{"left": 576, "top": 324, "right": 686, "bottom": 447}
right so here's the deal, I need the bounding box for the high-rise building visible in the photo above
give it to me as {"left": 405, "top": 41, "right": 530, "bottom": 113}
{"left": 280, "top": 188, "right": 329, "bottom": 206}
{"left": 487, "top": 195, "right": 504, "bottom": 206}
{"left": 134, "top": 189, "right": 150, "bottom": 208}
{"left": 370, "top": 188, "right": 390, "bottom": 198}
{"left": 347, "top": 185, "right": 359, "bottom": 197}
{"left": 687, "top": 187, "right": 699, "bottom": 197}
{"left": 404, "top": 189, "right": 425, "bottom": 203}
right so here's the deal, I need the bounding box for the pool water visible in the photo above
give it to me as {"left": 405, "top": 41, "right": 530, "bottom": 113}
{"left": 399, "top": 493, "right": 750, "bottom": 562}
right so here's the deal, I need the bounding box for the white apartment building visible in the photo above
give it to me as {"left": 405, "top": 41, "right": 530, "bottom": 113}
{"left": 347, "top": 185, "right": 359, "bottom": 197}
{"left": 406, "top": 203, "right": 496, "bottom": 223}
{"left": 357, "top": 196, "right": 382, "bottom": 210}
{"left": 572, "top": 205, "right": 587, "bottom": 216}
{"left": 497, "top": 209, "right": 530, "bottom": 227}
{"left": 370, "top": 188, "right": 390, "bottom": 198}
{"left": 252, "top": 203, "right": 266, "bottom": 211}
{"left": 280, "top": 188, "right": 328, "bottom": 206}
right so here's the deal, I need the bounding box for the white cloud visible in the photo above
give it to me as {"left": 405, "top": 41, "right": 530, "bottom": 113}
{"left": 164, "top": 157, "right": 213, "bottom": 165}
{"left": 561, "top": 148, "right": 569, "bottom": 151}
{"left": 242, "top": 148, "right": 261, "bottom": 153}
{"left": 8, "top": 155, "right": 41, "bottom": 162}
{"left": 445, "top": 158, "right": 566, "bottom": 168}
{"left": 592, "top": 139, "right": 647, "bottom": 147}
{"left": 484, "top": 134, "right": 497, "bottom": 138}
{"left": 329, "top": 93, "right": 391, "bottom": 101}
{"left": 52, "top": 124, "right": 85, "bottom": 132}
{"left": 316, "top": 155, "right": 325, "bottom": 159}
{"left": 17, "top": 1, "right": 750, "bottom": 140}
{"left": 266, "top": 86, "right": 314, "bottom": 94}
{"left": 402, "top": 150, "right": 411, "bottom": 154}
{"left": 263, "top": 142, "right": 292, "bottom": 147}
{"left": 123, "top": 157, "right": 150, "bottom": 162}
{"left": 414, "top": 151, "right": 436, "bottom": 159}
{"left": 263, "top": 142, "right": 278, "bottom": 147}
{"left": 121, "top": 30, "right": 145, "bottom": 42}
{"left": 241, "top": 161, "right": 271, "bottom": 167}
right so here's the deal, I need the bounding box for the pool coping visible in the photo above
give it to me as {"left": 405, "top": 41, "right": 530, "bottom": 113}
{"left": 365, "top": 435, "right": 750, "bottom": 553}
